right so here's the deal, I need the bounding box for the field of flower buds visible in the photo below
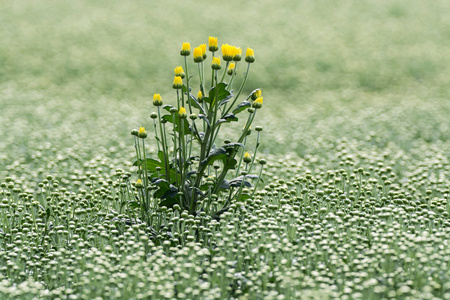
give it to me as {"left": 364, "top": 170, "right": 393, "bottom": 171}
{"left": 1, "top": 0, "right": 450, "bottom": 299}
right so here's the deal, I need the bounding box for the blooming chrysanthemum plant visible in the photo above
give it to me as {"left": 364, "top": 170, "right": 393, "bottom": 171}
{"left": 131, "top": 37, "right": 266, "bottom": 220}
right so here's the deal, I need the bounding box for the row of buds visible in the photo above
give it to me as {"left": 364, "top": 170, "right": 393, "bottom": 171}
{"left": 180, "top": 37, "right": 254, "bottom": 63}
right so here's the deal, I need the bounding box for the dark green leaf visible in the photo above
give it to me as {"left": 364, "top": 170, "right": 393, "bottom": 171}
{"left": 229, "top": 175, "right": 256, "bottom": 187}
{"left": 216, "top": 113, "right": 238, "bottom": 125}
{"left": 225, "top": 158, "right": 238, "bottom": 170}
{"left": 237, "top": 193, "right": 251, "bottom": 202}
{"left": 232, "top": 101, "right": 251, "bottom": 115}
{"left": 158, "top": 150, "right": 165, "bottom": 164}
{"left": 207, "top": 83, "right": 232, "bottom": 107}
{"left": 159, "top": 197, "right": 179, "bottom": 208}
{"left": 162, "top": 105, "right": 175, "bottom": 113}
{"left": 129, "top": 201, "right": 140, "bottom": 208}
{"left": 201, "top": 147, "right": 227, "bottom": 166}
{"left": 198, "top": 114, "right": 211, "bottom": 127}
{"left": 162, "top": 114, "right": 191, "bottom": 135}
{"left": 219, "top": 179, "right": 230, "bottom": 190}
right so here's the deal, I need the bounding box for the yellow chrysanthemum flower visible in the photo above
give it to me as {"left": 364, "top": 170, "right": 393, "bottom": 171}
{"left": 179, "top": 107, "right": 187, "bottom": 119}
{"left": 136, "top": 179, "right": 143, "bottom": 188}
{"left": 172, "top": 76, "right": 183, "bottom": 89}
{"left": 193, "top": 47, "right": 203, "bottom": 63}
{"left": 243, "top": 152, "right": 252, "bottom": 164}
{"left": 211, "top": 57, "right": 221, "bottom": 70}
{"left": 180, "top": 42, "right": 191, "bottom": 56}
{"left": 174, "top": 66, "right": 185, "bottom": 78}
{"left": 200, "top": 44, "right": 207, "bottom": 59}
{"left": 233, "top": 47, "right": 242, "bottom": 61}
{"left": 227, "top": 63, "right": 235, "bottom": 75}
{"left": 251, "top": 89, "right": 262, "bottom": 100}
{"left": 252, "top": 96, "right": 263, "bottom": 109}
{"left": 245, "top": 47, "right": 255, "bottom": 63}
{"left": 222, "top": 44, "right": 233, "bottom": 61}
{"left": 153, "top": 93, "right": 163, "bottom": 106}
{"left": 197, "top": 90, "right": 203, "bottom": 102}
{"left": 208, "top": 36, "right": 218, "bottom": 52}
{"left": 138, "top": 127, "right": 147, "bottom": 138}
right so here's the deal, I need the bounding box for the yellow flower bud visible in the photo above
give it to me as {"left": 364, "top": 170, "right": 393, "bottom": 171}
{"left": 180, "top": 42, "right": 191, "bottom": 56}
{"left": 211, "top": 57, "right": 221, "bottom": 70}
{"left": 227, "top": 63, "right": 235, "bottom": 75}
{"left": 172, "top": 76, "right": 183, "bottom": 89}
{"left": 138, "top": 127, "right": 147, "bottom": 138}
{"left": 252, "top": 96, "right": 263, "bottom": 109}
{"left": 174, "top": 66, "right": 185, "bottom": 78}
{"left": 245, "top": 47, "right": 255, "bottom": 63}
{"left": 251, "top": 89, "right": 262, "bottom": 100}
{"left": 243, "top": 152, "right": 252, "bottom": 164}
{"left": 179, "top": 107, "right": 187, "bottom": 119}
{"left": 208, "top": 36, "right": 218, "bottom": 52}
{"left": 233, "top": 47, "right": 242, "bottom": 61}
{"left": 197, "top": 90, "right": 203, "bottom": 103}
{"left": 200, "top": 44, "right": 207, "bottom": 59}
{"left": 222, "top": 44, "right": 233, "bottom": 61}
{"left": 153, "top": 93, "right": 163, "bottom": 106}
{"left": 135, "top": 179, "right": 143, "bottom": 188}
{"left": 193, "top": 47, "right": 203, "bottom": 63}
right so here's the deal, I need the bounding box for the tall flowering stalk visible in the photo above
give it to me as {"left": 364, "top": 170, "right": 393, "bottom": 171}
{"left": 132, "top": 37, "right": 265, "bottom": 218}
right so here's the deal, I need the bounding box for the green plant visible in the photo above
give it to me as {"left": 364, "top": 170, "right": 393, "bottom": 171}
{"left": 131, "top": 38, "right": 266, "bottom": 220}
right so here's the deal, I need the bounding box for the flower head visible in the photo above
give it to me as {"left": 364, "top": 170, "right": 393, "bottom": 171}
{"left": 252, "top": 96, "right": 263, "bottom": 109}
{"left": 211, "top": 57, "right": 221, "bottom": 70}
{"left": 197, "top": 90, "right": 203, "bottom": 102}
{"left": 243, "top": 152, "right": 252, "bottom": 164}
{"left": 172, "top": 76, "right": 183, "bottom": 89}
{"left": 180, "top": 42, "right": 191, "bottom": 56}
{"left": 193, "top": 47, "right": 203, "bottom": 63}
{"left": 251, "top": 89, "right": 262, "bottom": 100}
{"left": 200, "top": 44, "right": 207, "bottom": 59}
{"left": 179, "top": 107, "right": 187, "bottom": 119}
{"left": 138, "top": 127, "right": 147, "bottom": 138}
{"left": 227, "top": 63, "right": 235, "bottom": 75}
{"left": 153, "top": 93, "right": 163, "bottom": 106}
{"left": 174, "top": 66, "right": 185, "bottom": 78}
{"left": 222, "top": 44, "right": 233, "bottom": 61}
{"left": 135, "top": 179, "right": 143, "bottom": 188}
{"left": 208, "top": 36, "right": 218, "bottom": 52}
{"left": 245, "top": 47, "right": 255, "bottom": 63}
{"left": 233, "top": 47, "right": 242, "bottom": 61}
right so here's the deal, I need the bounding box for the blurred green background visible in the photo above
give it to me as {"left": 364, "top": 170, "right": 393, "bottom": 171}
{"left": 1, "top": 0, "right": 450, "bottom": 170}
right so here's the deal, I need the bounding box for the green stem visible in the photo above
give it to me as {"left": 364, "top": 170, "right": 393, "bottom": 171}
{"left": 220, "top": 61, "right": 230, "bottom": 83}
{"left": 223, "top": 63, "right": 251, "bottom": 117}
{"left": 184, "top": 56, "right": 192, "bottom": 114}
{"left": 157, "top": 107, "right": 169, "bottom": 181}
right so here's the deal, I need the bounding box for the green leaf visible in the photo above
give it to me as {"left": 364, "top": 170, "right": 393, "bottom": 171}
{"left": 229, "top": 176, "right": 255, "bottom": 187}
{"left": 232, "top": 101, "right": 251, "bottom": 115}
{"left": 153, "top": 179, "right": 177, "bottom": 199}
{"left": 162, "top": 105, "right": 175, "bottom": 113}
{"left": 207, "top": 83, "right": 232, "bottom": 107}
{"left": 159, "top": 197, "right": 179, "bottom": 208}
{"left": 158, "top": 150, "right": 165, "bottom": 164}
{"left": 129, "top": 201, "right": 140, "bottom": 208}
{"left": 216, "top": 113, "right": 238, "bottom": 125}
{"left": 225, "top": 158, "right": 238, "bottom": 170}
{"left": 162, "top": 114, "right": 191, "bottom": 135}
{"left": 237, "top": 193, "right": 251, "bottom": 202}
{"left": 198, "top": 114, "right": 211, "bottom": 127}
{"left": 201, "top": 147, "right": 227, "bottom": 166}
